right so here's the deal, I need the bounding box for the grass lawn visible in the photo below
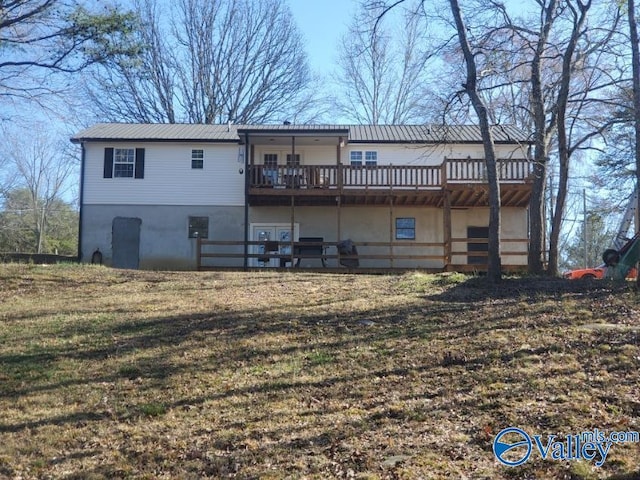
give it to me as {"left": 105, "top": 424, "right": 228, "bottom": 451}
{"left": 0, "top": 264, "right": 639, "bottom": 479}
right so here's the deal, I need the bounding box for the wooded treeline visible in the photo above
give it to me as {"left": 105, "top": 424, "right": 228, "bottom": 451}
{"left": 0, "top": 0, "right": 637, "bottom": 277}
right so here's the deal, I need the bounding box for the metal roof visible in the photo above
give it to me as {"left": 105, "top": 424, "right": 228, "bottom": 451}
{"left": 71, "top": 123, "right": 531, "bottom": 144}
{"left": 346, "top": 124, "right": 530, "bottom": 143}
{"left": 71, "top": 123, "right": 241, "bottom": 143}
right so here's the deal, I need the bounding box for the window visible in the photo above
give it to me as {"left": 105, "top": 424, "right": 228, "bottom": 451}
{"left": 103, "top": 147, "right": 145, "bottom": 179}
{"left": 350, "top": 150, "right": 377, "bottom": 166}
{"left": 365, "top": 151, "right": 377, "bottom": 166}
{"left": 262, "top": 154, "right": 279, "bottom": 185}
{"left": 396, "top": 217, "right": 416, "bottom": 240}
{"left": 286, "top": 154, "right": 301, "bottom": 166}
{"left": 114, "top": 148, "right": 135, "bottom": 177}
{"left": 188, "top": 216, "right": 209, "bottom": 238}
{"left": 191, "top": 149, "right": 204, "bottom": 169}
{"left": 264, "top": 153, "right": 278, "bottom": 168}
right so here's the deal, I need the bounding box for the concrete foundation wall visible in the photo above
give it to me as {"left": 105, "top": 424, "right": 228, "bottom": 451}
{"left": 81, "top": 204, "right": 528, "bottom": 270}
{"left": 81, "top": 204, "right": 244, "bottom": 270}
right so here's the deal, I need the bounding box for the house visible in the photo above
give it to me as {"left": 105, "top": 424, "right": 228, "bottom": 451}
{"left": 71, "top": 123, "right": 533, "bottom": 271}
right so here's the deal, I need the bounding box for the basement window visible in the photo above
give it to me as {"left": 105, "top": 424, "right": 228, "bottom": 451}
{"left": 396, "top": 217, "right": 415, "bottom": 240}
{"left": 188, "top": 216, "right": 209, "bottom": 239}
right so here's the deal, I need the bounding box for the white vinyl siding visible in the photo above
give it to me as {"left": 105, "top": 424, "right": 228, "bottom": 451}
{"left": 84, "top": 143, "right": 244, "bottom": 206}
{"left": 255, "top": 144, "right": 524, "bottom": 168}
{"left": 84, "top": 142, "right": 527, "bottom": 207}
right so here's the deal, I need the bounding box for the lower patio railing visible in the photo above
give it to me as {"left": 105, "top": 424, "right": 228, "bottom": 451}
{"left": 196, "top": 238, "right": 529, "bottom": 271}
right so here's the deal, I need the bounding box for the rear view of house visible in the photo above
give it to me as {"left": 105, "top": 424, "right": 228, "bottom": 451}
{"left": 71, "top": 123, "right": 533, "bottom": 271}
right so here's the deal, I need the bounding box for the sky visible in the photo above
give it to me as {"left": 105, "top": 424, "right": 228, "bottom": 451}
{"left": 287, "top": 0, "right": 357, "bottom": 74}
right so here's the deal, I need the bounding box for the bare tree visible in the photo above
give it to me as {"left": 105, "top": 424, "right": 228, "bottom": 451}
{"left": 5, "top": 132, "right": 76, "bottom": 253}
{"left": 458, "top": 0, "right": 626, "bottom": 275}
{"left": 0, "top": 0, "right": 138, "bottom": 114}
{"left": 88, "top": 0, "right": 318, "bottom": 124}
{"left": 449, "top": 0, "right": 503, "bottom": 282}
{"left": 545, "top": 0, "right": 628, "bottom": 276}
{"left": 628, "top": 0, "right": 640, "bottom": 286}
{"left": 86, "top": 0, "right": 177, "bottom": 123}
{"left": 335, "top": 1, "right": 439, "bottom": 124}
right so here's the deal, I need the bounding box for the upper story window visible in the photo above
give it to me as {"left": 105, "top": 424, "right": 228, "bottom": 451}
{"left": 191, "top": 149, "right": 204, "bottom": 169}
{"left": 264, "top": 153, "right": 278, "bottom": 168}
{"left": 104, "top": 147, "right": 145, "bottom": 179}
{"left": 365, "top": 151, "right": 377, "bottom": 166}
{"left": 286, "top": 153, "right": 301, "bottom": 166}
{"left": 350, "top": 150, "right": 377, "bottom": 166}
{"left": 114, "top": 148, "right": 135, "bottom": 177}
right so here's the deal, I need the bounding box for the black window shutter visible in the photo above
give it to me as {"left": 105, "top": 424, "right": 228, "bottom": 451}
{"left": 103, "top": 148, "right": 114, "bottom": 178}
{"left": 135, "top": 148, "right": 145, "bottom": 179}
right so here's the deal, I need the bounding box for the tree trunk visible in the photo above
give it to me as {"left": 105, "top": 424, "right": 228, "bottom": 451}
{"left": 629, "top": 0, "right": 640, "bottom": 287}
{"left": 36, "top": 206, "right": 46, "bottom": 254}
{"left": 449, "top": 0, "right": 501, "bottom": 282}
{"left": 527, "top": 0, "right": 558, "bottom": 275}
{"left": 548, "top": 154, "right": 569, "bottom": 276}
{"left": 547, "top": 0, "right": 591, "bottom": 277}
{"left": 528, "top": 161, "right": 546, "bottom": 273}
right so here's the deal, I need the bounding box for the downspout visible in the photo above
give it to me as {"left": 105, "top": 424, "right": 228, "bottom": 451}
{"left": 243, "top": 133, "right": 250, "bottom": 270}
{"left": 77, "top": 142, "right": 86, "bottom": 263}
{"left": 290, "top": 135, "right": 295, "bottom": 262}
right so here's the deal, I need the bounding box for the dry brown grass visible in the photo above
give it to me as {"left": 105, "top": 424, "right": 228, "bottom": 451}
{"left": 0, "top": 264, "right": 639, "bottom": 479}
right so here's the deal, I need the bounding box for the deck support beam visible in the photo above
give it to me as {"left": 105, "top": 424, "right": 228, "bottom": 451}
{"left": 389, "top": 196, "right": 394, "bottom": 269}
{"left": 337, "top": 137, "right": 343, "bottom": 267}
{"left": 443, "top": 189, "right": 452, "bottom": 270}
{"left": 290, "top": 195, "right": 295, "bottom": 266}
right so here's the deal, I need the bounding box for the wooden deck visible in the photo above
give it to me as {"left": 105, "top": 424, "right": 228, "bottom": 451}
{"left": 248, "top": 159, "right": 533, "bottom": 207}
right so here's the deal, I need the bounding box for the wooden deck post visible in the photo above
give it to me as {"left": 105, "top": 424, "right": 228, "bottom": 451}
{"left": 337, "top": 195, "right": 342, "bottom": 267}
{"left": 290, "top": 195, "right": 295, "bottom": 267}
{"left": 389, "top": 196, "right": 394, "bottom": 269}
{"left": 243, "top": 140, "right": 252, "bottom": 271}
{"left": 337, "top": 137, "right": 343, "bottom": 191}
{"left": 443, "top": 189, "right": 452, "bottom": 271}
{"left": 196, "top": 236, "right": 202, "bottom": 271}
{"left": 337, "top": 137, "right": 343, "bottom": 267}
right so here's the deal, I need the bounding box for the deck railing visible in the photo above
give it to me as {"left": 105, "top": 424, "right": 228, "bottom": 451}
{"left": 249, "top": 159, "right": 532, "bottom": 190}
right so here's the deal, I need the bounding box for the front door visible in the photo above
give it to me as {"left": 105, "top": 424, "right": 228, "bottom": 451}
{"left": 112, "top": 217, "right": 141, "bottom": 269}
{"left": 250, "top": 223, "right": 299, "bottom": 267}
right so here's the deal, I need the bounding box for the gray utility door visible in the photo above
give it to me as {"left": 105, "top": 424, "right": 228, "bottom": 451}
{"left": 112, "top": 217, "right": 141, "bottom": 269}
